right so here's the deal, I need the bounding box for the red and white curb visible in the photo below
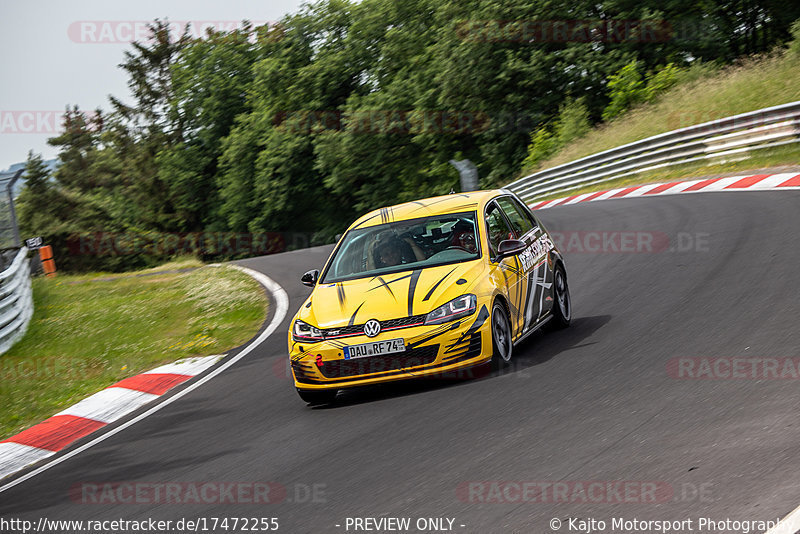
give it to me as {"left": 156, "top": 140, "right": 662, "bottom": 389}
{"left": 0, "top": 265, "right": 288, "bottom": 491}
{"left": 529, "top": 172, "right": 800, "bottom": 210}
{"left": 0, "top": 355, "right": 223, "bottom": 480}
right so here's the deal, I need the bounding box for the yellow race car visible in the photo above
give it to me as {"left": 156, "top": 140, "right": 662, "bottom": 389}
{"left": 288, "top": 189, "right": 570, "bottom": 405}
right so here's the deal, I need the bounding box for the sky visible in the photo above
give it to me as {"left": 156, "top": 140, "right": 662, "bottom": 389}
{"left": 0, "top": 0, "right": 309, "bottom": 171}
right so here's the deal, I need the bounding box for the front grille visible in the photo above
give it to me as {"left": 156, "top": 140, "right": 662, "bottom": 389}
{"left": 322, "top": 314, "right": 426, "bottom": 339}
{"left": 321, "top": 324, "right": 363, "bottom": 337}
{"left": 318, "top": 345, "right": 439, "bottom": 379}
{"left": 383, "top": 315, "right": 427, "bottom": 329}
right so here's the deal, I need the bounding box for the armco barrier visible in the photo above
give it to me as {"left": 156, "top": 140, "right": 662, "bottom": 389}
{"left": 0, "top": 247, "right": 33, "bottom": 355}
{"left": 506, "top": 101, "right": 800, "bottom": 202}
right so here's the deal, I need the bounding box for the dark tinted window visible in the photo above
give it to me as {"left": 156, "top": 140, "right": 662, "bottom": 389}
{"left": 496, "top": 196, "right": 537, "bottom": 237}
{"left": 321, "top": 212, "right": 481, "bottom": 282}
{"left": 485, "top": 203, "right": 514, "bottom": 257}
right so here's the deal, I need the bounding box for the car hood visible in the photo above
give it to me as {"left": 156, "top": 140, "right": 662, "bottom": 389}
{"left": 300, "top": 260, "right": 486, "bottom": 328}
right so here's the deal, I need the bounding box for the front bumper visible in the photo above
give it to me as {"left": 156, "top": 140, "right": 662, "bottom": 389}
{"left": 289, "top": 307, "right": 492, "bottom": 390}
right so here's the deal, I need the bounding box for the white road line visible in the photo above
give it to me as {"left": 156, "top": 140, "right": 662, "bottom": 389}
{"left": 0, "top": 265, "right": 289, "bottom": 493}
{"left": 764, "top": 503, "right": 800, "bottom": 534}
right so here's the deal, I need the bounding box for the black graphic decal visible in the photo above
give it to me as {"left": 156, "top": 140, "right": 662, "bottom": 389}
{"left": 348, "top": 302, "right": 365, "bottom": 326}
{"left": 422, "top": 267, "right": 457, "bottom": 302}
{"left": 407, "top": 269, "right": 422, "bottom": 316}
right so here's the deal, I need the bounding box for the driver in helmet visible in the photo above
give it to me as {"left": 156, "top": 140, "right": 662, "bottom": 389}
{"left": 450, "top": 220, "right": 478, "bottom": 254}
{"left": 376, "top": 239, "right": 404, "bottom": 267}
{"left": 374, "top": 235, "right": 411, "bottom": 268}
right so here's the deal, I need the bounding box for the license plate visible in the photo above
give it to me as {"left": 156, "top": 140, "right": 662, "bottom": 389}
{"left": 343, "top": 338, "right": 405, "bottom": 360}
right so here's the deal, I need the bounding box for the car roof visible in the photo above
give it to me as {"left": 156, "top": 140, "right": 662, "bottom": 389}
{"left": 350, "top": 189, "right": 510, "bottom": 230}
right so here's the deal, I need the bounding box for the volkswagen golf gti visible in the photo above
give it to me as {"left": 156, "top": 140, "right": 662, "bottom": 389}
{"left": 288, "top": 189, "right": 571, "bottom": 405}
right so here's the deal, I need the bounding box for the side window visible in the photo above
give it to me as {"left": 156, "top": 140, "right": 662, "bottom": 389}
{"left": 496, "top": 197, "right": 536, "bottom": 237}
{"left": 511, "top": 196, "right": 541, "bottom": 230}
{"left": 485, "top": 203, "right": 514, "bottom": 258}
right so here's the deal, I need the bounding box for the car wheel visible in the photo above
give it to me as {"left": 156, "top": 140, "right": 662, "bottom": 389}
{"left": 551, "top": 264, "right": 571, "bottom": 329}
{"left": 296, "top": 388, "right": 338, "bottom": 406}
{"left": 491, "top": 301, "right": 513, "bottom": 369}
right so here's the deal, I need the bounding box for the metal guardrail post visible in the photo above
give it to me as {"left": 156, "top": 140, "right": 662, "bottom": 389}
{"left": 6, "top": 170, "right": 23, "bottom": 248}
{"left": 449, "top": 159, "right": 479, "bottom": 192}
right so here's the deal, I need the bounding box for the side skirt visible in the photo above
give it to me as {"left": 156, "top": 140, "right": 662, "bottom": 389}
{"left": 513, "top": 313, "right": 552, "bottom": 346}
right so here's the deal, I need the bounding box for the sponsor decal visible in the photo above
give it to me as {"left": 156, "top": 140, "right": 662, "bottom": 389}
{"left": 518, "top": 234, "right": 554, "bottom": 271}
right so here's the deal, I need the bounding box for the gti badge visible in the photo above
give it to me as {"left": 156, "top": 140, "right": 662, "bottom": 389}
{"left": 364, "top": 319, "right": 381, "bottom": 338}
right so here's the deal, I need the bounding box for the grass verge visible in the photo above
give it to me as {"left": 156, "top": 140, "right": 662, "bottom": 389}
{"left": 525, "top": 51, "right": 800, "bottom": 174}
{"left": 0, "top": 262, "right": 267, "bottom": 440}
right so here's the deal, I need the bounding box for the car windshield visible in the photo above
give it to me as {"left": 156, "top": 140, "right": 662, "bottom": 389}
{"left": 321, "top": 211, "right": 481, "bottom": 282}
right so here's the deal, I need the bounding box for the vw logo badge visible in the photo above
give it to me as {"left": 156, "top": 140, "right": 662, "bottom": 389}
{"left": 363, "top": 319, "right": 381, "bottom": 338}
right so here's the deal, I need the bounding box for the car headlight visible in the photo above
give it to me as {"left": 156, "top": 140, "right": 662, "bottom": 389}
{"left": 424, "top": 294, "right": 477, "bottom": 325}
{"left": 293, "top": 320, "right": 324, "bottom": 342}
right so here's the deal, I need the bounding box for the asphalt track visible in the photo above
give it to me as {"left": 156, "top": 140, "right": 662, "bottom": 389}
{"left": 1, "top": 190, "right": 800, "bottom": 533}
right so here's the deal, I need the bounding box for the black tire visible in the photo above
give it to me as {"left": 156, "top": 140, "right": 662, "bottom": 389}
{"left": 550, "top": 264, "right": 571, "bottom": 329}
{"left": 296, "top": 388, "right": 338, "bottom": 406}
{"left": 490, "top": 301, "right": 513, "bottom": 370}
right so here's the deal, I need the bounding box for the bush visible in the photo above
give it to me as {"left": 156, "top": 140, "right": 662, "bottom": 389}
{"left": 603, "top": 62, "right": 686, "bottom": 121}
{"left": 789, "top": 19, "right": 800, "bottom": 56}
{"left": 521, "top": 128, "right": 556, "bottom": 169}
{"left": 555, "top": 98, "right": 591, "bottom": 146}
{"left": 522, "top": 99, "right": 590, "bottom": 170}
{"left": 643, "top": 63, "right": 681, "bottom": 101}
{"left": 602, "top": 61, "right": 645, "bottom": 121}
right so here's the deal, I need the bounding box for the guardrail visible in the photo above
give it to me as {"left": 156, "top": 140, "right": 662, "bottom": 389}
{"left": 0, "top": 247, "right": 33, "bottom": 355}
{"left": 506, "top": 101, "right": 800, "bottom": 202}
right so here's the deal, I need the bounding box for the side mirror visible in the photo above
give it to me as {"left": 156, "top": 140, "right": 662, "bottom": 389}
{"left": 301, "top": 269, "right": 319, "bottom": 287}
{"left": 496, "top": 239, "right": 527, "bottom": 261}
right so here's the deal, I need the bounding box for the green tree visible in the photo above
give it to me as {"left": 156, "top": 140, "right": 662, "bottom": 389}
{"left": 106, "top": 19, "right": 191, "bottom": 232}
{"left": 17, "top": 151, "right": 55, "bottom": 237}
{"left": 522, "top": 99, "right": 590, "bottom": 170}
{"left": 218, "top": 1, "right": 359, "bottom": 238}
{"left": 47, "top": 107, "right": 105, "bottom": 192}
{"left": 159, "top": 24, "right": 259, "bottom": 232}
